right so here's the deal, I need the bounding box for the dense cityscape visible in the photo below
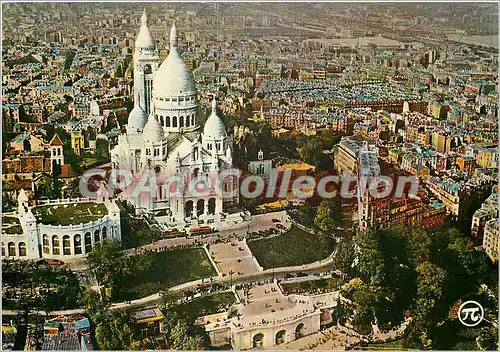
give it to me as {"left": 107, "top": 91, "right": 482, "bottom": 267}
{"left": 1, "top": 2, "right": 498, "bottom": 351}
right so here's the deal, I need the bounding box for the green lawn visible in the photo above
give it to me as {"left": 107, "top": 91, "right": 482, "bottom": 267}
{"left": 247, "top": 226, "right": 334, "bottom": 269}
{"left": 2, "top": 217, "right": 23, "bottom": 234}
{"left": 172, "top": 292, "right": 236, "bottom": 322}
{"left": 3, "top": 225, "right": 23, "bottom": 234}
{"left": 33, "top": 203, "right": 108, "bottom": 226}
{"left": 280, "top": 277, "right": 343, "bottom": 295}
{"left": 356, "top": 337, "right": 409, "bottom": 350}
{"left": 3, "top": 217, "right": 20, "bottom": 225}
{"left": 114, "top": 248, "right": 217, "bottom": 302}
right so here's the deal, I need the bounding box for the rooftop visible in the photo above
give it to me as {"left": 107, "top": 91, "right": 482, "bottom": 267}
{"left": 233, "top": 283, "right": 317, "bottom": 329}
{"left": 32, "top": 202, "right": 108, "bottom": 226}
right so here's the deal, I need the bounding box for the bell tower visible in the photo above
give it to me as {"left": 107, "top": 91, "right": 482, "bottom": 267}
{"left": 133, "top": 9, "right": 160, "bottom": 114}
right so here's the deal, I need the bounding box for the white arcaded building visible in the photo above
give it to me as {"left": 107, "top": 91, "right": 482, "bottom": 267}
{"left": 110, "top": 12, "right": 241, "bottom": 230}
{"left": 2, "top": 190, "right": 121, "bottom": 260}
{"left": 203, "top": 282, "right": 342, "bottom": 349}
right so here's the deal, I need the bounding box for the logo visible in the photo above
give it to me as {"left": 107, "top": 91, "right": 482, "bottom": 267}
{"left": 458, "top": 300, "right": 484, "bottom": 327}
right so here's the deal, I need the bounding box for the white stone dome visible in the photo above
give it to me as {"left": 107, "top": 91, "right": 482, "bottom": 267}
{"left": 203, "top": 97, "right": 227, "bottom": 139}
{"left": 128, "top": 104, "right": 147, "bottom": 133}
{"left": 136, "top": 10, "right": 155, "bottom": 50}
{"left": 142, "top": 114, "right": 164, "bottom": 144}
{"left": 153, "top": 22, "right": 196, "bottom": 98}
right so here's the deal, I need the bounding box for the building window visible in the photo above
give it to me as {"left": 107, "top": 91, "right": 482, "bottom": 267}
{"left": 52, "top": 236, "right": 60, "bottom": 255}
{"left": 180, "top": 116, "right": 184, "bottom": 128}
{"left": 84, "top": 232, "right": 92, "bottom": 253}
{"left": 173, "top": 116, "right": 178, "bottom": 128}
{"left": 18, "top": 242, "right": 27, "bottom": 256}
{"left": 63, "top": 235, "right": 71, "bottom": 255}
{"left": 94, "top": 230, "right": 100, "bottom": 246}
{"left": 74, "top": 234, "right": 82, "bottom": 255}
{"left": 166, "top": 116, "right": 171, "bottom": 127}
{"left": 8, "top": 242, "right": 16, "bottom": 256}
{"left": 43, "top": 234, "right": 49, "bottom": 254}
{"left": 102, "top": 227, "right": 107, "bottom": 240}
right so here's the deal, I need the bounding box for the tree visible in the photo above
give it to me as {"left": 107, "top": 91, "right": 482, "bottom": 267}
{"left": 300, "top": 137, "right": 322, "bottom": 167}
{"left": 4, "top": 260, "right": 81, "bottom": 350}
{"left": 333, "top": 239, "right": 356, "bottom": 279}
{"left": 409, "top": 262, "right": 445, "bottom": 349}
{"left": 94, "top": 311, "right": 134, "bottom": 350}
{"left": 354, "top": 230, "right": 385, "bottom": 287}
{"left": 2, "top": 191, "right": 15, "bottom": 212}
{"left": 183, "top": 336, "right": 204, "bottom": 350}
{"left": 160, "top": 290, "right": 182, "bottom": 310}
{"left": 349, "top": 283, "right": 378, "bottom": 335}
{"left": 95, "top": 138, "right": 109, "bottom": 161}
{"left": 78, "top": 289, "right": 108, "bottom": 321}
{"left": 314, "top": 199, "right": 336, "bottom": 233}
{"left": 87, "top": 240, "right": 129, "bottom": 300}
{"left": 169, "top": 320, "right": 190, "bottom": 349}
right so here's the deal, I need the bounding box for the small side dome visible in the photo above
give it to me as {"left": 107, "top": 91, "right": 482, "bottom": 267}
{"left": 142, "top": 113, "right": 164, "bottom": 144}
{"left": 128, "top": 105, "right": 147, "bottom": 133}
{"left": 203, "top": 97, "right": 227, "bottom": 139}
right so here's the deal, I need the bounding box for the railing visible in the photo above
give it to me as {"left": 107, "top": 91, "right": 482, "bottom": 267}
{"left": 37, "top": 197, "right": 97, "bottom": 205}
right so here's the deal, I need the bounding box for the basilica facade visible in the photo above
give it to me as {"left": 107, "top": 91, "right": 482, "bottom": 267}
{"left": 111, "top": 11, "right": 240, "bottom": 229}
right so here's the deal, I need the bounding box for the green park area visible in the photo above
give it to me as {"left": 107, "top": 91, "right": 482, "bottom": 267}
{"left": 280, "top": 277, "right": 343, "bottom": 295}
{"left": 356, "top": 337, "right": 409, "bottom": 350}
{"left": 33, "top": 202, "right": 108, "bottom": 226}
{"left": 247, "top": 226, "right": 334, "bottom": 268}
{"left": 117, "top": 248, "right": 217, "bottom": 301}
{"left": 88, "top": 242, "right": 217, "bottom": 302}
{"left": 2, "top": 259, "right": 82, "bottom": 311}
{"left": 171, "top": 291, "right": 236, "bottom": 322}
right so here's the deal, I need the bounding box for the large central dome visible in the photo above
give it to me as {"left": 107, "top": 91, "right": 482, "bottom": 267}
{"left": 153, "top": 22, "right": 196, "bottom": 98}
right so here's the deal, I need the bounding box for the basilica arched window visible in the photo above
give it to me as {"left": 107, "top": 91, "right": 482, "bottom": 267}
{"left": 180, "top": 116, "right": 184, "bottom": 128}
{"left": 160, "top": 116, "right": 164, "bottom": 126}
{"left": 186, "top": 117, "right": 190, "bottom": 127}
{"left": 173, "top": 116, "right": 178, "bottom": 128}
{"left": 191, "top": 115, "right": 195, "bottom": 126}
{"left": 166, "top": 116, "right": 171, "bottom": 127}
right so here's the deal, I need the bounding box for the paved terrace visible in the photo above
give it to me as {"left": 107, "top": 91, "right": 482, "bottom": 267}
{"left": 234, "top": 282, "right": 316, "bottom": 329}
{"left": 209, "top": 239, "right": 262, "bottom": 276}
